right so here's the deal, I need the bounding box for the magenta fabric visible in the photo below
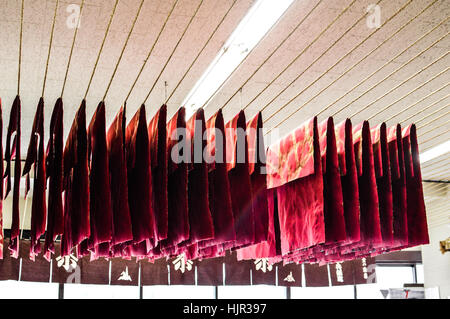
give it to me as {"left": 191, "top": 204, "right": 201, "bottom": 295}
{"left": 0, "top": 100, "right": 3, "bottom": 259}
{"left": 4, "top": 95, "right": 21, "bottom": 258}
{"left": 44, "top": 98, "right": 64, "bottom": 259}
{"left": 275, "top": 117, "right": 325, "bottom": 256}
{"left": 22, "top": 97, "right": 46, "bottom": 259}
{"left": 85, "top": 102, "right": 113, "bottom": 256}
{"left": 107, "top": 106, "right": 133, "bottom": 255}
{"left": 353, "top": 121, "right": 382, "bottom": 251}
{"left": 160, "top": 107, "right": 189, "bottom": 250}
{"left": 148, "top": 105, "right": 168, "bottom": 243}
{"left": 125, "top": 104, "right": 155, "bottom": 251}
{"left": 184, "top": 109, "right": 214, "bottom": 245}
{"left": 371, "top": 123, "right": 394, "bottom": 249}
{"left": 402, "top": 124, "right": 429, "bottom": 247}
{"left": 62, "top": 100, "right": 90, "bottom": 256}
{"left": 335, "top": 119, "right": 360, "bottom": 246}
{"left": 388, "top": 124, "right": 408, "bottom": 248}
{"left": 198, "top": 110, "right": 235, "bottom": 249}
{"left": 225, "top": 111, "right": 255, "bottom": 249}
{"left": 319, "top": 117, "right": 347, "bottom": 246}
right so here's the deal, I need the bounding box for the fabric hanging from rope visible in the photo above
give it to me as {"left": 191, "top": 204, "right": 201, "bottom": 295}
{"left": 22, "top": 97, "right": 46, "bottom": 260}
{"left": 106, "top": 105, "right": 133, "bottom": 256}
{"left": 4, "top": 95, "right": 21, "bottom": 258}
{"left": 84, "top": 101, "right": 113, "bottom": 259}
{"left": 62, "top": 100, "right": 90, "bottom": 257}
{"left": 44, "top": 98, "right": 64, "bottom": 260}
{"left": 125, "top": 104, "right": 155, "bottom": 256}
{"left": 147, "top": 105, "right": 168, "bottom": 243}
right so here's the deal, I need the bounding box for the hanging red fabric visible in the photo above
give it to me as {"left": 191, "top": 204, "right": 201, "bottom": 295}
{"left": 335, "top": 119, "right": 360, "bottom": 247}
{"left": 183, "top": 109, "right": 214, "bottom": 246}
{"left": 387, "top": 124, "right": 408, "bottom": 249}
{"left": 160, "top": 107, "right": 189, "bottom": 251}
{"left": 62, "top": 100, "right": 90, "bottom": 256}
{"left": 147, "top": 105, "right": 168, "bottom": 243}
{"left": 352, "top": 121, "right": 382, "bottom": 254}
{"left": 224, "top": 110, "right": 255, "bottom": 250}
{"left": 266, "top": 117, "right": 325, "bottom": 256}
{"left": 4, "top": 95, "right": 21, "bottom": 258}
{"left": 370, "top": 123, "right": 394, "bottom": 251}
{"left": 197, "top": 110, "right": 235, "bottom": 253}
{"left": 85, "top": 102, "right": 113, "bottom": 258}
{"left": 0, "top": 99, "right": 3, "bottom": 259}
{"left": 125, "top": 104, "right": 155, "bottom": 254}
{"left": 44, "top": 98, "right": 64, "bottom": 260}
{"left": 107, "top": 105, "right": 133, "bottom": 257}
{"left": 402, "top": 124, "right": 429, "bottom": 247}
{"left": 22, "top": 97, "right": 47, "bottom": 259}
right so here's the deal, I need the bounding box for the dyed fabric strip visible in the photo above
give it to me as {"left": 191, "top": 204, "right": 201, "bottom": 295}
{"left": 148, "top": 105, "right": 168, "bottom": 243}
{"left": 4, "top": 95, "right": 21, "bottom": 258}
{"left": 22, "top": 97, "right": 46, "bottom": 259}
{"left": 402, "top": 124, "right": 429, "bottom": 247}
{"left": 85, "top": 102, "right": 113, "bottom": 257}
{"left": 125, "top": 104, "right": 155, "bottom": 252}
{"left": 62, "top": 100, "right": 90, "bottom": 256}
{"left": 107, "top": 106, "right": 133, "bottom": 255}
{"left": 44, "top": 98, "right": 64, "bottom": 259}
{"left": 225, "top": 110, "right": 255, "bottom": 249}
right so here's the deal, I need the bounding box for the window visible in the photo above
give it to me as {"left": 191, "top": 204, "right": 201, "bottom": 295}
{"left": 143, "top": 285, "right": 216, "bottom": 299}
{"left": 356, "top": 265, "right": 416, "bottom": 299}
{"left": 64, "top": 284, "right": 139, "bottom": 299}
{"left": 0, "top": 281, "right": 59, "bottom": 299}
{"left": 291, "top": 286, "right": 354, "bottom": 299}
{"left": 217, "top": 285, "right": 287, "bottom": 299}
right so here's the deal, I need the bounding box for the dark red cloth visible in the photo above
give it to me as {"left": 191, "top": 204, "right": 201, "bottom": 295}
{"left": 44, "top": 98, "right": 64, "bottom": 259}
{"left": 371, "top": 123, "right": 394, "bottom": 249}
{"left": 19, "top": 240, "right": 50, "bottom": 282}
{"left": 22, "top": 97, "right": 47, "bottom": 259}
{"left": 0, "top": 99, "right": 3, "bottom": 259}
{"left": 267, "top": 117, "right": 325, "bottom": 256}
{"left": 4, "top": 95, "right": 21, "bottom": 258}
{"left": 318, "top": 117, "right": 347, "bottom": 246}
{"left": 107, "top": 106, "right": 133, "bottom": 254}
{"left": 0, "top": 239, "right": 20, "bottom": 280}
{"left": 148, "top": 105, "right": 168, "bottom": 243}
{"left": 304, "top": 263, "right": 329, "bottom": 287}
{"left": 85, "top": 102, "right": 113, "bottom": 256}
{"left": 353, "top": 121, "right": 382, "bottom": 251}
{"left": 335, "top": 119, "right": 360, "bottom": 246}
{"left": 125, "top": 104, "right": 155, "bottom": 250}
{"left": 184, "top": 109, "right": 214, "bottom": 245}
{"left": 402, "top": 124, "right": 429, "bottom": 247}
{"left": 62, "top": 100, "right": 90, "bottom": 256}
{"left": 160, "top": 107, "right": 189, "bottom": 250}
{"left": 225, "top": 110, "right": 255, "bottom": 249}
{"left": 198, "top": 110, "right": 235, "bottom": 249}
{"left": 387, "top": 124, "right": 408, "bottom": 248}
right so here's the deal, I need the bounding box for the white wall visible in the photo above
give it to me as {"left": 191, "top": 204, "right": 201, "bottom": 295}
{"left": 422, "top": 223, "right": 450, "bottom": 299}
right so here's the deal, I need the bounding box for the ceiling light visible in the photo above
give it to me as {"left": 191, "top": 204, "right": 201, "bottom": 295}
{"left": 182, "top": 0, "right": 294, "bottom": 118}
{"left": 420, "top": 140, "right": 450, "bottom": 163}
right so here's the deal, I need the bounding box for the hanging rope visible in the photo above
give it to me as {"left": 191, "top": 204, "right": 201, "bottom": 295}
{"left": 124, "top": 0, "right": 179, "bottom": 103}
{"left": 263, "top": 0, "right": 427, "bottom": 125}
{"left": 103, "top": 0, "right": 144, "bottom": 102}
{"left": 61, "top": 0, "right": 86, "bottom": 98}
{"left": 143, "top": 0, "right": 204, "bottom": 105}
{"left": 215, "top": 0, "right": 358, "bottom": 112}
{"left": 164, "top": 0, "right": 237, "bottom": 105}
{"left": 42, "top": 0, "right": 59, "bottom": 97}
{"left": 17, "top": 0, "right": 24, "bottom": 95}
{"left": 84, "top": 0, "right": 119, "bottom": 100}
{"left": 199, "top": 0, "right": 303, "bottom": 110}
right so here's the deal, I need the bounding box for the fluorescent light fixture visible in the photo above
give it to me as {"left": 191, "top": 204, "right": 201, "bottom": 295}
{"left": 182, "top": 0, "right": 294, "bottom": 118}
{"left": 420, "top": 140, "right": 450, "bottom": 163}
